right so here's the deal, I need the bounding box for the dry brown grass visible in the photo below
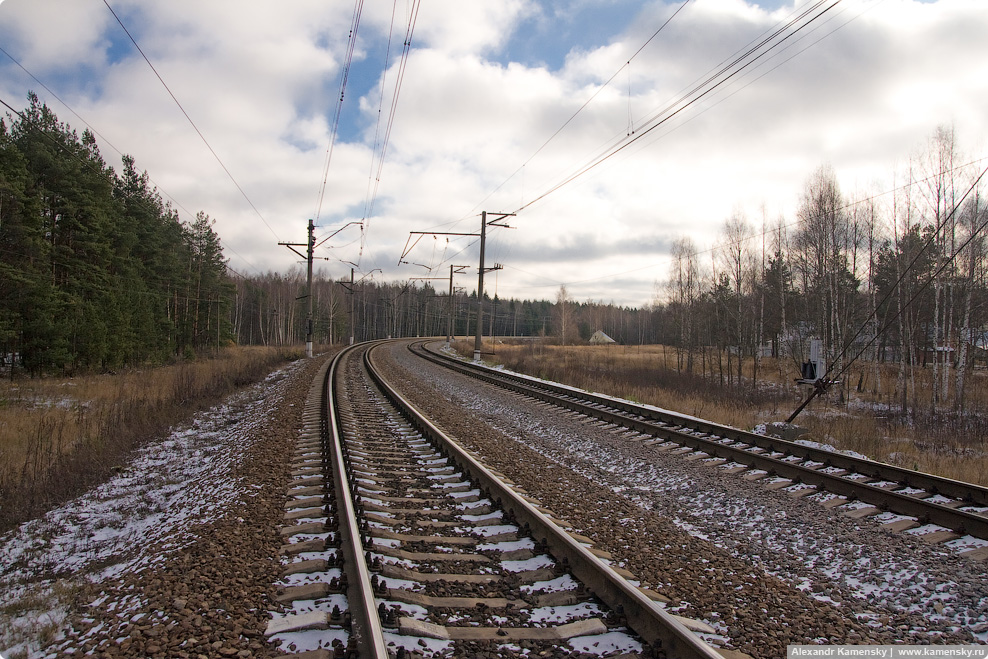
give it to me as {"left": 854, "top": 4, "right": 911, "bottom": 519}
{"left": 0, "top": 345, "right": 307, "bottom": 531}
{"left": 457, "top": 339, "right": 988, "bottom": 487}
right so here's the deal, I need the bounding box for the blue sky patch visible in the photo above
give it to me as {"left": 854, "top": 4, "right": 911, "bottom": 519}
{"left": 498, "top": 0, "right": 644, "bottom": 70}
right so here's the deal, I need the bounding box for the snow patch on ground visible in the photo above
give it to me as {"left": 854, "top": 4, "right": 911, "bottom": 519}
{"left": 408, "top": 351, "right": 988, "bottom": 644}
{"left": 0, "top": 360, "right": 306, "bottom": 658}
{"left": 568, "top": 630, "right": 642, "bottom": 655}
{"left": 793, "top": 438, "right": 869, "bottom": 460}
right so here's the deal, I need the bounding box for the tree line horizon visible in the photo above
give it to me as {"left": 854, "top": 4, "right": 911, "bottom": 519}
{"left": 3, "top": 97, "right": 985, "bottom": 416}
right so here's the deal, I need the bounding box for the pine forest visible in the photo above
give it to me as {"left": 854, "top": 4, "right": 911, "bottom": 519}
{"left": 3, "top": 98, "right": 987, "bottom": 422}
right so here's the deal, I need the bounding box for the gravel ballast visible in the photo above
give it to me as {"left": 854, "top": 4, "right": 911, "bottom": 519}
{"left": 379, "top": 342, "right": 986, "bottom": 658}
{"left": 6, "top": 343, "right": 983, "bottom": 659}
{"left": 0, "top": 354, "right": 329, "bottom": 659}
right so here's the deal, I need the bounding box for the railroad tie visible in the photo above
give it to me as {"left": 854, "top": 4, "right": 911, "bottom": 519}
{"left": 397, "top": 616, "right": 608, "bottom": 641}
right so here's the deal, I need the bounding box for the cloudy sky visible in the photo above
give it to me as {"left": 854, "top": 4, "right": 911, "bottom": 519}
{"left": 1, "top": 0, "right": 985, "bottom": 306}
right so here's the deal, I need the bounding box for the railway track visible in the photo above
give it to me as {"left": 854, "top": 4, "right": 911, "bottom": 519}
{"left": 408, "top": 341, "right": 988, "bottom": 556}
{"left": 267, "top": 341, "right": 729, "bottom": 658}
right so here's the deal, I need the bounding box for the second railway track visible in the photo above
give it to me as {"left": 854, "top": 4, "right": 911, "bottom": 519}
{"left": 266, "top": 341, "right": 729, "bottom": 658}
{"left": 407, "top": 341, "right": 988, "bottom": 553}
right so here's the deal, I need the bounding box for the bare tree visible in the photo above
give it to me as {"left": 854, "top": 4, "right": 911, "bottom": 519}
{"left": 918, "top": 125, "right": 960, "bottom": 407}
{"left": 717, "top": 210, "right": 755, "bottom": 385}
{"left": 553, "top": 285, "right": 576, "bottom": 344}
{"left": 667, "top": 236, "right": 701, "bottom": 374}
{"left": 858, "top": 193, "right": 881, "bottom": 394}
{"left": 954, "top": 190, "right": 985, "bottom": 411}
{"left": 884, "top": 161, "right": 923, "bottom": 415}
{"left": 793, "top": 164, "right": 860, "bottom": 391}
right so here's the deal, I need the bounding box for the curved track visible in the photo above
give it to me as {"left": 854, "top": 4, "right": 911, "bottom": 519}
{"left": 267, "top": 342, "right": 729, "bottom": 658}
{"left": 408, "top": 341, "right": 988, "bottom": 552}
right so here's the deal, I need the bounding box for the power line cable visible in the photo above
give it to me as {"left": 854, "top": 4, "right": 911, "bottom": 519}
{"left": 462, "top": 0, "right": 694, "bottom": 222}
{"left": 0, "top": 95, "right": 110, "bottom": 178}
{"left": 426, "top": 0, "right": 855, "bottom": 294}
{"left": 314, "top": 0, "right": 365, "bottom": 222}
{"left": 537, "top": 0, "right": 817, "bottom": 199}
{"left": 434, "top": 0, "right": 842, "bottom": 245}
{"left": 359, "top": 0, "right": 423, "bottom": 270}
{"left": 0, "top": 51, "right": 266, "bottom": 276}
{"left": 488, "top": 0, "right": 812, "bottom": 216}
{"left": 515, "top": 0, "right": 845, "bottom": 215}
{"left": 0, "top": 47, "right": 129, "bottom": 165}
{"left": 362, "top": 0, "right": 401, "bottom": 222}
{"left": 787, "top": 161, "right": 988, "bottom": 421}
{"left": 595, "top": 0, "right": 881, "bottom": 175}
{"left": 101, "top": 0, "right": 281, "bottom": 242}
{"left": 407, "top": 1, "right": 694, "bottom": 252}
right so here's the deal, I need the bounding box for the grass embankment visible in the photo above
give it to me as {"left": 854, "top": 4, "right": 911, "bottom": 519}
{"left": 0, "top": 346, "right": 306, "bottom": 532}
{"left": 455, "top": 340, "right": 988, "bottom": 487}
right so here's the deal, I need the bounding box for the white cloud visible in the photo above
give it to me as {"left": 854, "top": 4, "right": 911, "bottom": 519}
{"left": 411, "top": 0, "right": 536, "bottom": 55}
{"left": 0, "top": 0, "right": 109, "bottom": 72}
{"left": 1, "top": 0, "right": 986, "bottom": 307}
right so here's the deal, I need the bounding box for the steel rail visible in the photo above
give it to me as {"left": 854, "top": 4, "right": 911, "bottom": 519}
{"left": 365, "top": 342, "right": 726, "bottom": 659}
{"left": 323, "top": 344, "right": 390, "bottom": 658}
{"left": 409, "top": 341, "right": 988, "bottom": 541}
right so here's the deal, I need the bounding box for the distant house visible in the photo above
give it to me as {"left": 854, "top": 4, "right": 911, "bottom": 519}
{"left": 589, "top": 330, "right": 616, "bottom": 345}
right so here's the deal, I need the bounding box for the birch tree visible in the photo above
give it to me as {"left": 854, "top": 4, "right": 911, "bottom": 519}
{"left": 918, "top": 125, "right": 959, "bottom": 407}
{"left": 668, "top": 236, "right": 701, "bottom": 374}
{"left": 717, "top": 211, "right": 755, "bottom": 385}
{"left": 793, "top": 165, "right": 861, "bottom": 387}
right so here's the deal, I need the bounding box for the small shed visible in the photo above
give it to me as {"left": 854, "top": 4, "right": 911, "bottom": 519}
{"left": 589, "top": 330, "right": 616, "bottom": 345}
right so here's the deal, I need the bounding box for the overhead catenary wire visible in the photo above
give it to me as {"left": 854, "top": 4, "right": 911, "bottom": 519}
{"left": 101, "top": 0, "right": 281, "bottom": 243}
{"left": 420, "top": 0, "right": 850, "bottom": 277}
{"left": 359, "top": 0, "right": 423, "bottom": 269}
{"left": 0, "top": 75, "right": 265, "bottom": 277}
{"left": 362, "top": 0, "right": 402, "bottom": 223}
{"left": 485, "top": 154, "right": 988, "bottom": 298}
{"left": 514, "top": 0, "right": 845, "bottom": 215}
{"left": 786, "top": 161, "right": 988, "bottom": 422}
{"left": 315, "top": 0, "right": 366, "bottom": 224}
{"left": 368, "top": 0, "right": 422, "bottom": 213}
{"left": 589, "top": 0, "right": 883, "bottom": 177}
{"left": 310, "top": 0, "right": 422, "bottom": 273}
{"left": 462, "top": 0, "right": 694, "bottom": 222}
